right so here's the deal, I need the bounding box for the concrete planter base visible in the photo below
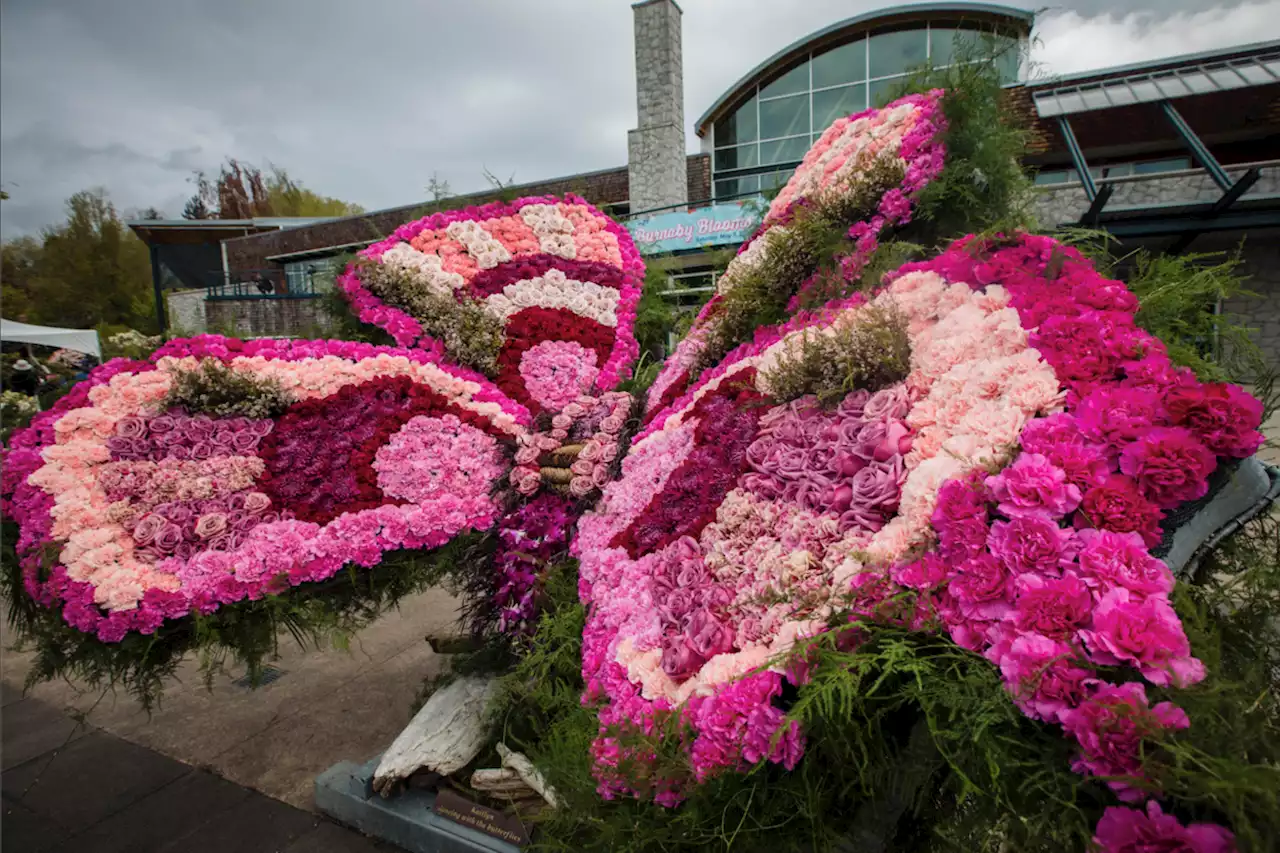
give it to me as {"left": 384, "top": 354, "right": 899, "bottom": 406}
{"left": 315, "top": 756, "right": 521, "bottom": 853}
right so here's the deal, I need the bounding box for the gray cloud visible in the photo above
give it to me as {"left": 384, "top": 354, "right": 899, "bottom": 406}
{"left": 2, "top": 0, "right": 1276, "bottom": 238}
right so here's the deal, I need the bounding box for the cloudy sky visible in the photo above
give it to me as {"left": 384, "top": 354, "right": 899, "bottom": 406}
{"left": 2, "top": 0, "right": 1277, "bottom": 237}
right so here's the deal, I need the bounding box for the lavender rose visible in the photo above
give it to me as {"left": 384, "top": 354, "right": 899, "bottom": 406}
{"left": 132, "top": 513, "right": 166, "bottom": 546}
{"left": 148, "top": 414, "right": 177, "bottom": 434}
{"left": 114, "top": 416, "right": 149, "bottom": 440}
{"left": 155, "top": 523, "right": 184, "bottom": 553}
{"left": 684, "top": 608, "right": 735, "bottom": 660}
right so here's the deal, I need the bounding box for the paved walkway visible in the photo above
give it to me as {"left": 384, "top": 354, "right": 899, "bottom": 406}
{"left": 2, "top": 684, "right": 393, "bottom": 852}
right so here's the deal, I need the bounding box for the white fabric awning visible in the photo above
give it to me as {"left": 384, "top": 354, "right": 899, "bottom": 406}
{"left": 1, "top": 318, "right": 101, "bottom": 360}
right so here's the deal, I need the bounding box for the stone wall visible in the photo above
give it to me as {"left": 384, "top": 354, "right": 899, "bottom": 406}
{"left": 165, "top": 289, "right": 207, "bottom": 335}
{"left": 1218, "top": 237, "right": 1280, "bottom": 366}
{"left": 1032, "top": 164, "right": 1280, "bottom": 227}
{"left": 628, "top": 0, "right": 687, "bottom": 213}
{"left": 204, "top": 298, "right": 332, "bottom": 339}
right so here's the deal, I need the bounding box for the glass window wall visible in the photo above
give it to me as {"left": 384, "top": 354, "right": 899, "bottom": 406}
{"left": 711, "top": 22, "right": 1024, "bottom": 198}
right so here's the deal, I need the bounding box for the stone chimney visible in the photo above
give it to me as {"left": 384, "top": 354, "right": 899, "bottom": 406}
{"left": 627, "top": 0, "right": 687, "bottom": 214}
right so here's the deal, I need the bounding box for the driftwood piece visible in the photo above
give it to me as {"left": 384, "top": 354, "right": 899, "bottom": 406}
{"left": 498, "top": 743, "right": 559, "bottom": 809}
{"left": 372, "top": 676, "right": 497, "bottom": 797}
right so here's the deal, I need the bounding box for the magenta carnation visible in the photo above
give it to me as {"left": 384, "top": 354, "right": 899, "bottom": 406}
{"left": 985, "top": 453, "right": 1082, "bottom": 518}
{"left": 1164, "top": 382, "right": 1264, "bottom": 459}
{"left": 1062, "top": 682, "right": 1189, "bottom": 800}
{"left": 1079, "top": 588, "right": 1205, "bottom": 688}
{"left": 1118, "top": 428, "right": 1217, "bottom": 510}
{"left": 995, "top": 632, "right": 1093, "bottom": 723}
{"left": 987, "top": 511, "right": 1079, "bottom": 577}
{"left": 1075, "top": 529, "right": 1175, "bottom": 600}
{"left": 1078, "top": 474, "right": 1166, "bottom": 548}
{"left": 1093, "top": 802, "right": 1235, "bottom": 853}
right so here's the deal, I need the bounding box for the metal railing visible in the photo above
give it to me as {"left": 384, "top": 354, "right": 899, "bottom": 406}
{"left": 206, "top": 268, "right": 325, "bottom": 300}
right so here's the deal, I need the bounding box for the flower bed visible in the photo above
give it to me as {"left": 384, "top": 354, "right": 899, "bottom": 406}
{"left": 337, "top": 195, "right": 644, "bottom": 415}
{"left": 1, "top": 337, "right": 528, "bottom": 643}
{"left": 575, "top": 233, "right": 1262, "bottom": 845}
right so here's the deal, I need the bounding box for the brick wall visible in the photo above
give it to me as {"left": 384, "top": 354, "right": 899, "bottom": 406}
{"left": 225, "top": 155, "right": 711, "bottom": 272}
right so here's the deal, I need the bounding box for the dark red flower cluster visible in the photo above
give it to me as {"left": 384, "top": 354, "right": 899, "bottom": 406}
{"left": 257, "top": 376, "right": 508, "bottom": 524}
{"left": 497, "top": 306, "right": 614, "bottom": 414}
{"left": 612, "top": 371, "right": 766, "bottom": 558}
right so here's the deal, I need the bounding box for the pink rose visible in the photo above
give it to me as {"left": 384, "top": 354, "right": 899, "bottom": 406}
{"left": 132, "top": 513, "right": 166, "bottom": 546}
{"left": 684, "top": 608, "right": 734, "bottom": 660}
{"left": 148, "top": 414, "right": 177, "bottom": 434}
{"left": 114, "top": 416, "right": 149, "bottom": 440}
{"left": 1079, "top": 588, "right": 1204, "bottom": 687}
{"left": 242, "top": 491, "right": 272, "bottom": 514}
{"left": 985, "top": 453, "right": 1082, "bottom": 518}
{"left": 155, "top": 523, "right": 184, "bottom": 553}
{"left": 660, "top": 633, "right": 705, "bottom": 680}
{"left": 194, "top": 512, "right": 229, "bottom": 540}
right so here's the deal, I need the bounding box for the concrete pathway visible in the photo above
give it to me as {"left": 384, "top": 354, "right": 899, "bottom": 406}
{"left": 2, "top": 683, "right": 394, "bottom": 852}
{"left": 2, "top": 587, "right": 462, "bottom": 812}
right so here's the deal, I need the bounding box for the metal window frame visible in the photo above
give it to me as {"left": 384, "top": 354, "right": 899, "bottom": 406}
{"left": 712, "top": 22, "right": 998, "bottom": 199}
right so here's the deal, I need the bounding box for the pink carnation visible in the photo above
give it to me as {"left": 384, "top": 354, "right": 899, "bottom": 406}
{"left": 1093, "top": 802, "right": 1235, "bottom": 853}
{"left": 1010, "top": 572, "right": 1091, "bottom": 639}
{"left": 1164, "top": 382, "right": 1264, "bottom": 459}
{"left": 1077, "top": 474, "right": 1165, "bottom": 548}
{"left": 1079, "top": 588, "right": 1204, "bottom": 688}
{"left": 1074, "top": 529, "right": 1175, "bottom": 600}
{"left": 985, "top": 453, "right": 1082, "bottom": 518}
{"left": 987, "top": 511, "right": 1079, "bottom": 577}
{"left": 1062, "top": 681, "right": 1189, "bottom": 800}
{"left": 995, "top": 632, "right": 1093, "bottom": 723}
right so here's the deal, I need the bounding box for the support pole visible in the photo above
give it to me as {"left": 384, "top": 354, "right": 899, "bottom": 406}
{"left": 149, "top": 245, "right": 168, "bottom": 335}
{"left": 1057, "top": 116, "right": 1098, "bottom": 201}
{"left": 1160, "top": 101, "right": 1231, "bottom": 191}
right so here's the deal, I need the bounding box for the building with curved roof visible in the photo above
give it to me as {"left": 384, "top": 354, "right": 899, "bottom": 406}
{"left": 697, "top": 2, "right": 1033, "bottom": 200}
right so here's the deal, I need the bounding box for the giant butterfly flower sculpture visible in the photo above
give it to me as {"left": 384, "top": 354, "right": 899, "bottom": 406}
{"left": 1, "top": 91, "right": 1266, "bottom": 849}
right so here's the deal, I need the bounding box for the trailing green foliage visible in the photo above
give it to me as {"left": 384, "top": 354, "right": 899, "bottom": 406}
{"left": 633, "top": 266, "right": 677, "bottom": 361}
{"left": 761, "top": 303, "right": 911, "bottom": 406}
{"left": 692, "top": 157, "right": 907, "bottom": 377}
{"left": 0, "top": 517, "right": 487, "bottom": 711}
{"left": 461, "top": 505, "right": 1280, "bottom": 852}
{"left": 890, "top": 42, "right": 1036, "bottom": 244}
{"left": 355, "top": 258, "right": 504, "bottom": 377}
{"left": 162, "top": 359, "right": 295, "bottom": 420}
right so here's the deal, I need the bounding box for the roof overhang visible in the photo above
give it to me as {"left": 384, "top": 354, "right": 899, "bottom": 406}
{"left": 694, "top": 2, "right": 1034, "bottom": 137}
{"left": 127, "top": 218, "right": 336, "bottom": 246}
{"left": 1033, "top": 44, "right": 1280, "bottom": 118}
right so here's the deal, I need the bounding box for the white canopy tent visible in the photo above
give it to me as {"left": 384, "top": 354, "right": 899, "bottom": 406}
{"left": 1, "top": 318, "right": 101, "bottom": 360}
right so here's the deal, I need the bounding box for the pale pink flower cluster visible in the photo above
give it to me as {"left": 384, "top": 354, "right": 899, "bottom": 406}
{"left": 445, "top": 219, "right": 512, "bottom": 269}
{"left": 373, "top": 414, "right": 505, "bottom": 504}
{"left": 485, "top": 270, "right": 620, "bottom": 327}
{"left": 519, "top": 203, "right": 577, "bottom": 259}
{"left": 377, "top": 243, "right": 465, "bottom": 297}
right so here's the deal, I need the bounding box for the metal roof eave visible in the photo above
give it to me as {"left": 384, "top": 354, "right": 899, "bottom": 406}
{"left": 1033, "top": 49, "right": 1280, "bottom": 118}
{"left": 693, "top": 1, "right": 1034, "bottom": 136}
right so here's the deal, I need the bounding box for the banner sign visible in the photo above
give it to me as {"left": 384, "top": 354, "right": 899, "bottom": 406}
{"left": 626, "top": 202, "right": 759, "bottom": 255}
